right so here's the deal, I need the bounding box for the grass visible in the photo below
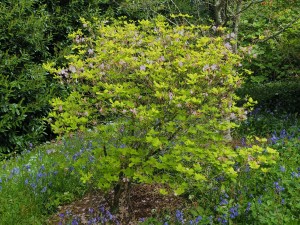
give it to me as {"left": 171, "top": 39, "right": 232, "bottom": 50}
{"left": 0, "top": 109, "right": 299, "bottom": 225}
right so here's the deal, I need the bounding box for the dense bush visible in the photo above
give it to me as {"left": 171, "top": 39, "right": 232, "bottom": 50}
{"left": 0, "top": 0, "right": 54, "bottom": 154}
{"left": 0, "top": 0, "right": 115, "bottom": 155}
{"left": 239, "top": 0, "right": 300, "bottom": 81}
{"left": 236, "top": 80, "right": 300, "bottom": 114}
{"left": 45, "top": 17, "right": 278, "bottom": 212}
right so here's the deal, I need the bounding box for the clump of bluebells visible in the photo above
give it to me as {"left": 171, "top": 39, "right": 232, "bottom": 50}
{"left": 0, "top": 134, "right": 96, "bottom": 224}
{"left": 140, "top": 209, "right": 208, "bottom": 225}
{"left": 57, "top": 206, "right": 119, "bottom": 225}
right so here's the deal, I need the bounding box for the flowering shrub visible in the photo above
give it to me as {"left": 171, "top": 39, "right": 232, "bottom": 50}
{"left": 45, "top": 17, "right": 278, "bottom": 211}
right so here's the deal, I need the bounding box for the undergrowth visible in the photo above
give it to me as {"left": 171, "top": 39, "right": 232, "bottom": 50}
{"left": 0, "top": 111, "right": 299, "bottom": 224}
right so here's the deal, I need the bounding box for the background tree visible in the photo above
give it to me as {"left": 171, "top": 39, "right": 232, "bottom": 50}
{"left": 0, "top": 0, "right": 53, "bottom": 155}
{"left": 0, "top": 0, "right": 120, "bottom": 155}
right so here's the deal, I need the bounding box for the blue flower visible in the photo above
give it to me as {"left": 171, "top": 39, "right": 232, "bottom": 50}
{"left": 195, "top": 216, "right": 202, "bottom": 223}
{"left": 291, "top": 171, "right": 300, "bottom": 178}
{"left": 105, "top": 210, "right": 113, "bottom": 220}
{"left": 280, "top": 166, "right": 286, "bottom": 172}
{"left": 89, "top": 155, "right": 95, "bottom": 163}
{"left": 274, "top": 181, "right": 285, "bottom": 193}
{"left": 220, "top": 198, "right": 228, "bottom": 205}
{"left": 99, "top": 206, "right": 105, "bottom": 213}
{"left": 280, "top": 129, "right": 287, "bottom": 138}
{"left": 37, "top": 172, "right": 44, "bottom": 179}
{"left": 11, "top": 167, "right": 20, "bottom": 176}
{"left": 66, "top": 210, "right": 72, "bottom": 216}
{"left": 241, "top": 137, "right": 247, "bottom": 146}
{"left": 258, "top": 196, "right": 262, "bottom": 204}
{"left": 139, "top": 218, "right": 145, "bottom": 222}
{"left": 88, "top": 217, "right": 98, "bottom": 225}
{"left": 88, "top": 207, "right": 94, "bottom": 214}
{"left": 229, "top": 204, "right": 239, "bottom": 219}
{"left": 72, "top": 218, "right": 79, "bottom": 225}
{"left": 217, "top": 214, "right": 228, "bottom": 225}
{"left": 52, "top": 171, "right": 58, "bottom": 176}
{"left": 270, "top": 133, "right": 279, "bottom": 144}
{"left": 189, "top": 216, "right": 203, "bottom": 224}
{"left": 24, "top": 164, "right": 31, "bottom": 171}
{"left": 41, "top": 186, "right": 47, "bottom": 193}
{"left": 72, "top": 152, "right": 81, "bottom": 161}
{"left": 245, "top": 202, "right": 251, "bottom": 212}
{"left": 175, "top": 210, "right": 184, "bottom": 224}
{"left": 31, "top": 183, "right": 37, "bottom": 189}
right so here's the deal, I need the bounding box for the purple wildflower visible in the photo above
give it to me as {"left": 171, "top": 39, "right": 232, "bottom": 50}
{"left": 220, "top": 198, "right": 228, "bottom": 206}
{"left": 246, "top": 202, "right": 251, "bottom": 212}
{"left": 11, "top": 167, "right": 20, "bottom": 176}
{"left": 211, "top": 64, "right": 218, "bottom": 71}
{"left": 24, "top": 164, "right": 31, "bottom": 171}
{"left": 202, "top": 64, "right": 210, "bottom": 71}
{"left": 41, "top": 186, "right": 47, "bottom": 193}
{"left": 175, "top": 210, "right": 184, "bottom": 224}
{"left": 280, "top": 129, "right": 287, "bottom": 138}
{"left": 217, "top": 214, "right": 228, "bottom": 225}
{"left": 72, "top": 218, "right": 79, "bottom": 225}
{"left": 140, "top": 65, "right": 146, "bottom": 71}
{"left": 258, "top": 196, "right": 262, "bottom": 204}
{"left": 291, "top": 171, "right": 300, "bottom": 178}
{"left": 88, "top": 49, "right": 94, "bottom": 55}
{"left": 274, "top": 181, "right": 285, "bottom": 193}
{"left": 229, "top": 204, "right": 239, "bottom": 219}
{"left": 224, "top": 42, "right": 232, "bottom": 50}
{"left": 280, "top": 166, "right": 286, "bottom": 172}
{"left": 88, "top": 217, "right": 98, "bottom": 225}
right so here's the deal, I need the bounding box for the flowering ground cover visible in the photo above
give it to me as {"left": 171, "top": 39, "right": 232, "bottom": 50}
{"left": 0, "top": 110, "right": 299, "bottom": 224}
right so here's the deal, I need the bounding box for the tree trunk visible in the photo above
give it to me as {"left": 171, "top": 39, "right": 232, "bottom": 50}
{"left": 232, "top": 0, "right": 243, "bottom": 53}
{"left": 214, "top": 0, "right": 225, "bottom": 26}
{"left": 111, "top": 173, "right": 132, "bottom": 222}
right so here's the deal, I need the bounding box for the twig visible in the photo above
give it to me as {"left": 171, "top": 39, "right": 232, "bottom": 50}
{"left": 259, "top": 15, "right": 300, "bottom": 43}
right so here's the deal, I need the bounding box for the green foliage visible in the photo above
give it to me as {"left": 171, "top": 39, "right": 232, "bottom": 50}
{"left": 142, "top": 135, "right": 299, "bottom": 224}
{"left": 39, "top": 0, "right": 115, "bottom": 59}
{"left": 0, "top": 137, "right": 90, "bottom": 224}
{"left": 239, "top": 0, "right": 300, "bottom": 81}
{"left": 0, "top": 0, "right": 54, "bottom": 154}
{"left": 0, "top": 110, "right": 298, "bottom": 224}
{"left": 0, "top": 0, "right": 112, "bottom": 155}
{"left": 117, "top": 0, "right": 210, "bottom": 24}
{"left": 236, "top": 81, "right": 300, "bottom": 114}
{"left": 45, "top": 17, "right": 278, "bottom": 207}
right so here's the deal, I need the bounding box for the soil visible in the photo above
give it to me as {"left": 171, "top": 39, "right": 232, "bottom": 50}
{"left": 47, "top": 183, "right": 185, "bottom": 225}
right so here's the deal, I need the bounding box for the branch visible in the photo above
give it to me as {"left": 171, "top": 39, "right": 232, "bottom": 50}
{"left": 168, "top": 0, "right": 193, "bottom": 26}
{"left": 259, "top": 15, "right": 300, "bottom": 43}
{"left": 238, "top": 0, "right": 264, "bottom": 15}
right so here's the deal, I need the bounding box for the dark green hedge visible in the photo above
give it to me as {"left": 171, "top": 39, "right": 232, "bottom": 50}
{"left": 236, "top": 80, "right": 300, "bottom": 113}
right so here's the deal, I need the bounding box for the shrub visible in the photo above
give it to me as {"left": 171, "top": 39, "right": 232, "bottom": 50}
{"left": 236, "top": 81, "right": 300, "bottom": 114}
{"left": 0, "top": 0, "right": 53, "bottom": 154}
{"left": 45, "top": 16, "right": 278, "bottom": 212}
